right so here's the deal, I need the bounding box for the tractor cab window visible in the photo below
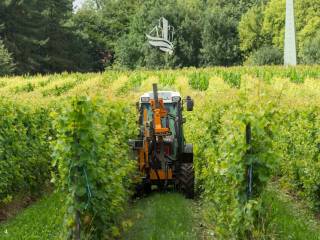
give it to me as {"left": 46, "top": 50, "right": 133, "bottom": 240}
{"left": 140, "top": 102, "right": 179, "bottom": 136}
{"left": 141, "top": 102, "right": 177, "bottom": 118}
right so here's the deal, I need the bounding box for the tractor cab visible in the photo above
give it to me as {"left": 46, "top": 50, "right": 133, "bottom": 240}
{"left": 138, "top": 91, "right": 182, "bottom": 126}
{"left": 138, "top": 91, "right": 193, "bottom": 124}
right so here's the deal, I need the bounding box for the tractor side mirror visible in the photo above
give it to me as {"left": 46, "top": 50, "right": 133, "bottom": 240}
{"left": 185, "top": 96, "right": 194, "bottom": 111}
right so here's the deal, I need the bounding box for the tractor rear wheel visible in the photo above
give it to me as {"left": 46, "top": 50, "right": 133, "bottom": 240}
{"left": 178, "top": 163, "right": 194, "bottom": 198}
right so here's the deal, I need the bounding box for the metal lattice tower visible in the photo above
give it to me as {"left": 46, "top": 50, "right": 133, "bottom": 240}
{"left": 284, "top": 0, "right": 297, "bottom": 66}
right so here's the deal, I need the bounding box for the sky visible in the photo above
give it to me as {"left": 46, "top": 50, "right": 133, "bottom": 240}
{"left": 73, "top": 0, "right": 85, "bottom": 10}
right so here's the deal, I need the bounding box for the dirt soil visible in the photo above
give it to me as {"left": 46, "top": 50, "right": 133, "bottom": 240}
{"left": 0, "top": 194, "right": 37, "bottom": 222}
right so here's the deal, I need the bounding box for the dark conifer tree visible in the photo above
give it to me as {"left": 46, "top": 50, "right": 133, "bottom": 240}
{"left": 1, "top": 0, "right": 48, "bottom": 74}
{"left": 42, "top": 0, "right": 74, "bottom": 72}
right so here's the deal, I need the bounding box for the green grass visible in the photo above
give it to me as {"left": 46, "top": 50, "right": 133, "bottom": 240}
{"left": 0, "top": 193, "right": 64, "bottom": 240}
{"left": 3, "top": 187, "right": 320, "bottom": 240}
{"left": 121, "top": 193, "right": 197, "bottom": 240}
{"left": 264, "top": 186, "right": 320, "bottom": 240}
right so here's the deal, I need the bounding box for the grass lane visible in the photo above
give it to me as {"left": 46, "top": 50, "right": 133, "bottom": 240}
{"left": 264, "top": 186, "right": 320, "bottom": 240}
{"left": 2, "top": 186, "right": 320, "bottom": 239}
{"left": 0, "top": 193, "right": 64, "bottom": 240}
{"left": 121, "top": 192, "right": 198, "bottom": 240}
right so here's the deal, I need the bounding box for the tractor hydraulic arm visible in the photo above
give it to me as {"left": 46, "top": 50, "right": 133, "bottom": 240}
{"left": 151, "top": 84, "right": 169, "bottom": 135}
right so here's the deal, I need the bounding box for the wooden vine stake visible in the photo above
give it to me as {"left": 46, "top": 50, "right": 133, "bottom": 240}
{"left": 246, "top": 123, "right": 253, "bottom": 200}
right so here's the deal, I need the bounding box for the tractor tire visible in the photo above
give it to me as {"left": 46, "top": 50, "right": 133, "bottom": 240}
{"left": 178, "top": 163, "right": 194, "bottom": 198}
{"left": 144, "top": 181, "right": 152, "bottom": 194}
{"left": 134, "top": 179, "right": 151, "bottom": 197}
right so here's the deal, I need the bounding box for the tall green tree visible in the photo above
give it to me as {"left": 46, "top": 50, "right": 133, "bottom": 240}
{"left": 114, "top": 0, "right": 203, "bottom": 69}
{"left": 42, "top": 0, "right": 74, "bottom": 72}
{"left": 72, "top": 0, "right": 141, "bottom": 70}
{"left": 200, "top": 7, "right": 242, "bottom": 66}
{"left": 42, "top": 0, "right": 96, "bottom": 73}
{"left": 239, "top": 4, "right": 269, "bottom": 57}
{"left": 300, "top": 31, "right": 320, "bottom": 64}
{"left": 0, "top": 39, "right": 15, "bottom": 76}
{"left": 72, "top": 8, "right": 112, "bottom": 70}
{"left": 200, "top": 0, "right": 263, "bottom": 66}
{"left": 0, "top": 0, "right": 48, "bottom": 74}
{"left": 205, "top": 0, "right": 264, "bottom": 18}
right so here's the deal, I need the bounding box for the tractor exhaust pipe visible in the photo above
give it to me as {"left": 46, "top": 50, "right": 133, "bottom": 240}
{"left": 153, "top": 83, "right": 160, "bottom": 108}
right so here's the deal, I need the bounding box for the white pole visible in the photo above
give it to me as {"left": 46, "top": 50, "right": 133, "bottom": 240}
{"left": 284, "top": 0, "right": 297, "bottom": 66}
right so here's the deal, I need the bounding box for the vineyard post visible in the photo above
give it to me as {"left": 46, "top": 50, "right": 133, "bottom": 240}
{"left": 246, "top": 123, "right": 253, "bottom": 200}
{"left": 75, "top": 210, "right": 81, "bottom": 240}
{"left": 73, "top": 120, "right": 81, "bottom": 240}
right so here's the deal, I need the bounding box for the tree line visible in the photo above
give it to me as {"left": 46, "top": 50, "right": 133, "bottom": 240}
{"left": 0, "top": 0, "right": 319, "bottom": 76}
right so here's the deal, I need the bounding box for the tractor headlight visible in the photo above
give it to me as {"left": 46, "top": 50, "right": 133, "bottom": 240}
{"left": 141, "top": 97, "right": 150, "bottom": 103}
{"left": 172, "top": 96, "right": 181, "bottom": 102}
{"left": 164, "top": 135, "right": 174, "bottom": 142}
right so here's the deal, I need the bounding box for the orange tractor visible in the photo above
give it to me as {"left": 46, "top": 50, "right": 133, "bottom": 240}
{"left": 130, "top": 84, "right": 194, "bottom": 198}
